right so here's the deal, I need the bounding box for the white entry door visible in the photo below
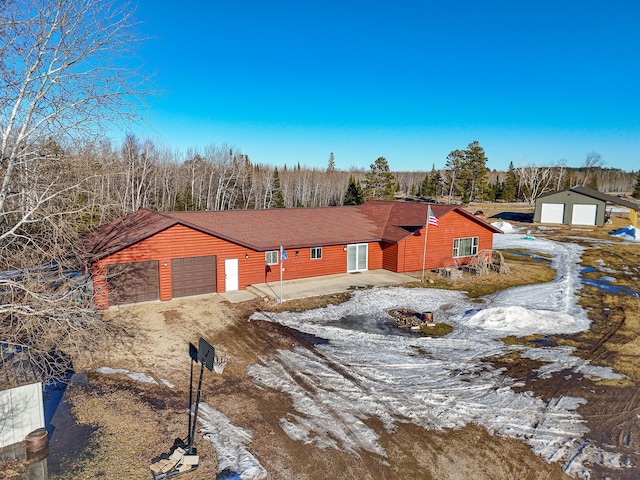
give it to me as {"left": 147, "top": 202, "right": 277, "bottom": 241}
{"left": 224, "top": 258, "right": 239, "bottom": 291}
{"left": 347, "top": 244, "right": 368, "bottom": 272}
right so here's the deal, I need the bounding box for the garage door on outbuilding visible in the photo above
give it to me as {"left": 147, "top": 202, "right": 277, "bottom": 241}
{"left": 540, "top": 203, "right": 565, "bottom": 224}
{"left": 534, "top": 185, "right": 640, "bottom": 227}
{"left": 107, "top": 260, "right": 159, "bottom": 306}
{"left": 171, "top": 255, "right": 217, "bottom": 298}
{"left": 572, "top": 204, "right": 597, "bottom": 226}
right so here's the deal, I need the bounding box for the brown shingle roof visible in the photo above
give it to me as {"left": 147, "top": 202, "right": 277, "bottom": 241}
{"left": 357, "top": 200, "right": 461, "bottom": 242}
{"left": 80, "top": 208, "right": 178, "bottom": 263}
{"left": 168, "top": 205, "right": 381, "bottom": 250}
{"left": 82, "top": 200, "right": 502, "bottom": 263}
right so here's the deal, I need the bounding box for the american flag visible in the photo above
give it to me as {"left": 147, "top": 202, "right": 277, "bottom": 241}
{"left": 427, "top": 206, "right": 439, "bottom": 228}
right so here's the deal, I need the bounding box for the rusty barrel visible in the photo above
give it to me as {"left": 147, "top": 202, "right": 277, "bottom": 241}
{"left": 25, "top": 428, "right": 48, "bottom": 454}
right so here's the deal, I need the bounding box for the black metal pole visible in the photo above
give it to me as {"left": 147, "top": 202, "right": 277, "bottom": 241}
{"left": 187, "top": 357, "right": 194, "bottom": 444}
{"left": 187, "top": 362, "right": 205, "bottom": 455}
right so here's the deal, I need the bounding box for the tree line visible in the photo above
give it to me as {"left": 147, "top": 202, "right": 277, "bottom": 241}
{"left": 4, "top": 135, "right": 638, "bottom": 234}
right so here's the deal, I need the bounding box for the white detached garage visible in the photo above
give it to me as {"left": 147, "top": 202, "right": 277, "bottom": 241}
{"left": 534, "top": 185, "right": 639, "bottom": 227}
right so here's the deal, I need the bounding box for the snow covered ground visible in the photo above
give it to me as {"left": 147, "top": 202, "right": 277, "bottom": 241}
{"left": 242, "top": 225, "right": 635, "bottom": 479}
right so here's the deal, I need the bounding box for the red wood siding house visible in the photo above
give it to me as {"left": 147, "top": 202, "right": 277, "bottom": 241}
{"left": 81, "top": 200, "right": 502, "bottom": 309}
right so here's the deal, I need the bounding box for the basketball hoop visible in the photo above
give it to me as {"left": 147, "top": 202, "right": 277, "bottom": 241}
{"left": 213, "top": 356, "right": 228, "bottom": 374}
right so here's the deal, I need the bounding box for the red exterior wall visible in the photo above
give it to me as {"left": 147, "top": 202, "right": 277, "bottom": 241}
{"left": 91, "top": 211, "right": 496, "bottom": 309}
{"left": 91, "top": 224, "right": 385, "bottom": 309}
{"left": 383, "top": 211, "right": 496, "bottom": 273}
{"left": 93, "top": 225, "right": 256, "bottom": 309}
{"left": 263, "top": 242, "right": 383, "bottom": 284}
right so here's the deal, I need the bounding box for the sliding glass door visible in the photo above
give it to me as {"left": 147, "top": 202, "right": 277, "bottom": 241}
{"left": 347, "top": 244, "right": 368, "bottom": 272}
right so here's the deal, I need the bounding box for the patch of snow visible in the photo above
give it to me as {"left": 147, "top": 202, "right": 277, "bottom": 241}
{"left": 465, "top": 306, "right": 582, "bottom": 336}
{"left": 95, "top": 366, "right": 128, "bottom": 375}
{"left": 491, "top": 221, "right": 514, "bottom": 232}
{"left": 610, "top": 225, "right": 640, "bottom": 242}
{"left": 95, "top": 366, "right": 158, "bottom": 384}
{"left": 159, "top": 379, "right": 174, "bottom": 388}
{"left": 198, "top": 403, "right": 268, "bottom": 480}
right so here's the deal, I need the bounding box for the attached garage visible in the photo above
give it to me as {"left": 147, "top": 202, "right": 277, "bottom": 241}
{"left": 107, "top": 261, "right": 159, "bottom": 306}
{"left": 171, "top": 255, "right": 216, "bottom": 298}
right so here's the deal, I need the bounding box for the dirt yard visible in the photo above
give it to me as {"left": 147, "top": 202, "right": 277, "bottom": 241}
{"left": 8, "top": 201, "right": 639, "bottom": 480}
{"left": 56, "top": 293, "right": 573, "bottom": 480}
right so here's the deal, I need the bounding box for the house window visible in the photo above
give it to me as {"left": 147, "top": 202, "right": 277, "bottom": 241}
{"left": 453, "top": 237, "right": 479, "bottom": 258}
{"left": 265, "top": 250, "right": 279, "bottom": 265}
{"left": 310, "top": 247, "right": 322, "bottom": 259}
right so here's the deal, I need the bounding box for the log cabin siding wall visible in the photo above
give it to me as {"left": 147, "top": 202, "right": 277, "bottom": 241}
{"left": 92, "top": 224, "right": 256, "bottom": 308}
{"left": 382, "top": 242, "right": 398, "bottom": 272}
{"left": 414, "top": 212, "right": 495, "bottom": 270}
{"left": 89, "top": 208, "right": 498, "bottom": 310}
{"left": 386, "top": 211, "right": 495, "bottom": 273}
{"left": 263, "top": 242, "right": 383, "bottom": 284}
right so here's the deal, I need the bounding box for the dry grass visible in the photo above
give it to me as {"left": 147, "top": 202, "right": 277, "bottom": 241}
{"left": 53, "top": 380, "right": 218, "bottom": 480}
{"left": 419, "top": 322, "right": 453, "bottom": 336}
{"left": 415, "top": 253, "right": 556, "bottom": 298}
{"left": 0, "top": 460, "right": 29, "bottom": 480}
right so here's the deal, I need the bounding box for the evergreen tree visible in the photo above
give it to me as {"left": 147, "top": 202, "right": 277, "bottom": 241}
{"left": 502, "top": 161, "right": 517, "bottom": 201}
{"left": 271, "top": 167, "right": 285, "bottom": 208}
{"left": 327, "top": 152, "right": 336, "bottom": 172}
{"left": 445, "top": 149, "right": 464, "bottom": 204}
{"left": 363, "top": 156, "right": 396, "bottom": 200}
{"left": 633, "top": 171, "right": 640, "bottom": 199}
{"left": 344, "top": 175, "right": 364, "bottom": 205}
{"left": 460, "top": 140, "right": 489, "bottom": 203}
{"left": 432, "top": 170, "right": 443, "bottom": 198}
{"left": 421, "top": 164, "right": 439, "bottom": 198}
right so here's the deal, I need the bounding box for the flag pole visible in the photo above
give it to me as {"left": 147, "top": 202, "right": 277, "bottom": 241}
{"left": 421, "top": 206, "right": 430, "bottom": 283}
{"left": 280, "top": 245, "right": 284, "bottom": 303}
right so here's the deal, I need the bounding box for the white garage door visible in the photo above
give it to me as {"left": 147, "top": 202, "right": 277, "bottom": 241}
{"left": 572, "top": 204, "right": 597, "bottom": 225}
{"left": 540, "top": 203, "right": 565, "bottom": 224}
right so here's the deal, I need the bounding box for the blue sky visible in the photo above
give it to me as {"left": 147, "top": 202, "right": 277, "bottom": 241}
{"left": 128, "top": 0, "right": 640, "bottom": 172}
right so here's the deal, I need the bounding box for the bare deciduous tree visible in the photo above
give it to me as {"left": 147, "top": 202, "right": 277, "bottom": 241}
{"left": 581, "top": 151, "right": 605, "bottom": 187}
{"left": 0, "top": 0, "right": 144, "bottom": 385}
{"left": 517, "top": 163, "right": 554, "bottom": 204}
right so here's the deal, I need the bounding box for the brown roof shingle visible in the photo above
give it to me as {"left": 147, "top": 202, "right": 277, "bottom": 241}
{"left": 168, "top": 205, "right": 382, "bottom": 250}
{"left": 80, "top": 208, "right": 178, "bottom": 262}
{"left": 82, "top": 200, "right": 502, "bottom": 263}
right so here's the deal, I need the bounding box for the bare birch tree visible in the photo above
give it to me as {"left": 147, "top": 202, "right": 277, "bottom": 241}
{"left": 517, "top": 163, "right": 554, "bottom": 204}
{"left": 0, "top": 0, "right": 145, "bottom": 384}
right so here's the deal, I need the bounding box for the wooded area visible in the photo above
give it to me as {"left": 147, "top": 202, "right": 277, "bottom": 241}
{"left": 29, "top": 137, "right": 637, "bottom": 227}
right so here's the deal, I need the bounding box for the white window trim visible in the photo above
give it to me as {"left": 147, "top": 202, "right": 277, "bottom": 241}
{"left": 265, "top": 250, "right": 279, "bottom": 265}
{"left": 453, "top": 236, "right": 479, "bottom": 258}
{"left": 310, "top": 246, "right": 322, "bottom": 260}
